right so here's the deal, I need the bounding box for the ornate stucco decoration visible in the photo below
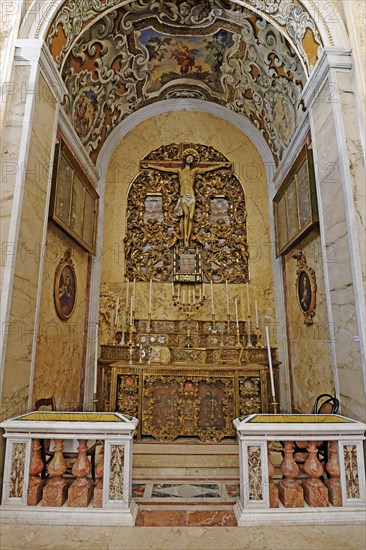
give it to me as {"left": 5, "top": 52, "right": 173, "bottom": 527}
{"left": 124, "top": 143, "right": 249, "bottom": 284}
{"left": 59, "top": 4, "right": 307, "bottom": 162}
{"left": 293, "top": 250, "right": 317, "bottom": 324}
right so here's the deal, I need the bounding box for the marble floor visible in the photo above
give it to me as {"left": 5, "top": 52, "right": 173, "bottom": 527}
{"left": 1, "top": 523, "right": 365, "bottom": 550}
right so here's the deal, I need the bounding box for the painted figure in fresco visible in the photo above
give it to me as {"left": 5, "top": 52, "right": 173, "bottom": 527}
{"left": 142, "top": 149, "right": 230, "bottom": 247}
{"left": 170, "top": 42, "right": 196, "bottom": 74}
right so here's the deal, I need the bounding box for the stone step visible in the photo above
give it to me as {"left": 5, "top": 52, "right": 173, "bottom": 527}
{"left": 132, "top": 438, "right": 240, "bottom": 479}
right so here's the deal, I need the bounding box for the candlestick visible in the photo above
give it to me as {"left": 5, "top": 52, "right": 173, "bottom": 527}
{"left": 235, "top": 297, "right": 239, "bottom": 328}
{"left": 225, "top": 279, "right": 230, "bottom": 316}
{"left": 210, "top": 280, "right": 215, "bottom": 316}
{"left": 149, "top": 278, "right": 152, "bottom": 315}
{"left": 246, "top": 283, "right": 251, "bottom": 317}
{"left": 265, "top": 325, "right": 276, "bottom": 401}
{"left": 255, "top": 300, "right": 259, "bottom": 329}
{"left": 93, "top": 323, "right": 99, "bottom": 394}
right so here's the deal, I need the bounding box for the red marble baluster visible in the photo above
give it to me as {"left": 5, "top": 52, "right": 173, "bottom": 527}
{"left": 27, "top": 438, "right": 44, "bottom": 505}
{"left": 268, "top": 444, "right": 279, "bottom": 508}
{"left": 42, "top": 439, "right": 68, "bottom": 506}
{"left": 324, "top": 440, "right": 342, "bottom": 506}
{"left": 68, "top": 439, "right": 94, "bottom": 507}
{"left": 93, "top": 442, "right": 104, "bottom": 508}
{"left": 278, "top": 440, "right": 304, "bottom": 507}
{"left": 302, "top": 440, "right": 329, "bottom": 507}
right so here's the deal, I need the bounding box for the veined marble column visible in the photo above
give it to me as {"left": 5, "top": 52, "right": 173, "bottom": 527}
{"left": 303, "top": 48, "right": 366, "bottom": 422}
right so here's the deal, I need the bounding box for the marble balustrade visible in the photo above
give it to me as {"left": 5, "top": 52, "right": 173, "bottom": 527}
{"left": 0, "top": 411, "right": 138, "bottom": 526}
{"left": 233, "top": 413, "right": 366, "bottom": 525}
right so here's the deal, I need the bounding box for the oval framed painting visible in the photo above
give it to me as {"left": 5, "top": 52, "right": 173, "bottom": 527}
{"left": 54, "top": 250, "right": 77, "bottom": 320}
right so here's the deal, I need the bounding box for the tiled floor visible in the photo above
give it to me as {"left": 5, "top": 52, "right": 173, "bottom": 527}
{"left": 132, "top": 480, "right": 240, "bottom": 503}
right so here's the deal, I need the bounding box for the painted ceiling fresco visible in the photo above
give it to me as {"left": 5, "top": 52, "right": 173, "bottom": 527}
{"left": 46, "top": 1, "right": 322, "bottom": 163}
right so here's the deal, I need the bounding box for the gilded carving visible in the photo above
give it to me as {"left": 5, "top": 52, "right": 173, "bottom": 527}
{"left": 125, "top": 143, "right": 249, "bottom": 283}
{"left": 239, "top": 376, "right": 262, "bottom": 415}
{"left": 116, "top": 374, "right": 139, "bottom": 417}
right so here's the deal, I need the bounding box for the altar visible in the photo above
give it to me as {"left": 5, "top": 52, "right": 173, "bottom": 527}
{"left": 97, "top": 320, "right": 279, "bottom": 441}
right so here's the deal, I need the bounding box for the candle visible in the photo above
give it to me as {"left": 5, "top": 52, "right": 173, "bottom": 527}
{"left": 225, "top": 280, "right": 230, "bottom": 316}
{"left": 171, "top": 281, "right": 174, "bottom": 298}
{"left": 125, "top": 280, "right": 129, "bottom": 313}
{"left": 235, "top": 298, "right": 239, "bottom": 327}
{"left": 130, "top": 294, "right": 133, "bottom": 324}
{"left": 246, "top": 283, "right": 251, "bottom": 317}
{"left": 178, "top": 285, "right": 180, "bottom": 301}
{"left": 182, "top": 288, "right": 186, "bottom": 304}
{"left": 210, "top": 280, "right": 215, "bottom": 316}
{"left": 149, "top": 279, "right": 152, "bottom": 315}
{"left": 265, "top": 325, "right": 276, "bottom": 399}
{"left": 93, "top": 323, "right": 99, "bottom": 394}
{"left": 203, "top": 283, "right": 206, "bottom": 298}
{"left": 115, "top": 297, "right": 120, "bottom": 327}
{"left": 133, "top": 278, "right": 136, "bottom": 315}
{"left": 255, "top": 300, "right": 259, "bottom": 328}
{"left": 193, "top": 287, "right": 196, "bottom": 304}
{"left": 188, "top": 288, "right": 191, "bottom": 305}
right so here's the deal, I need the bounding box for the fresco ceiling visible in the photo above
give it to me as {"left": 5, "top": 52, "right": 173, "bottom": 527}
{"left": 46, "top": 0, "right": 323, "bottom": 164}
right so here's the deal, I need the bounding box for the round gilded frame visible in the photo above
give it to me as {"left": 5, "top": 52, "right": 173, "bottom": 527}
{"left": 54, "top": 254, "right": 77, "bottom": 320}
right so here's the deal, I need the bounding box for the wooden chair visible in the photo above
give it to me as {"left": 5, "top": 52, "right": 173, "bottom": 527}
{"left": 34, "top": 397, "right": 96, "bottom": 481}
{"left": 293, "top": 393, "right": 340, "bottom": 468}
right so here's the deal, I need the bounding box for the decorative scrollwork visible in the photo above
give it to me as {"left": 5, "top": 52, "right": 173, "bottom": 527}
{"left": 49, "top": 1, "right": 310, "bottom": 163}
{"left": 124, "top": 143, "right": 249, "bottom": 283}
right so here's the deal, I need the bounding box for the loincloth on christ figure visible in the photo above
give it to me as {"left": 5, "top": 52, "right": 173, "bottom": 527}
{"left": 174, "top": 194, "right": 195, "bottom": 217}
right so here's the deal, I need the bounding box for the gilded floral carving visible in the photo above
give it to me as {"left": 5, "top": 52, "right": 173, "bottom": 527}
{"left": 124, "top": 143, "right": 249, "bottom": 283}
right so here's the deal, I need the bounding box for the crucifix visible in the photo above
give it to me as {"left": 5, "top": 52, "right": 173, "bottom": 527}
{"left": 141, "top": 147, "right": 231, "bottom": 248}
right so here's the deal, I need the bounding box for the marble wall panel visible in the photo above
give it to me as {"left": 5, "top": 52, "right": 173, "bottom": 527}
{"left": 284, "top": 230, "right": 334, "bottom": 413}
{"left": 101, "top": 111, "right": 275, "bottom": 344}
{"left": 2, "top": 73, "right": 57, "bottom": 420}
{"left": 311, "top": 79, "right": 365, "bottom": 421}
{"left": 32, "top": 223, "right": 90, "bottom": 411}
{"left": 1, "top": 65, "right": 30, "bottom": 277}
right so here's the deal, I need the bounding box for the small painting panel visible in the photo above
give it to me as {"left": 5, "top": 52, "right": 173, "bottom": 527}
{"left": 54, "top": 250, "right": 77, "bottom": 320}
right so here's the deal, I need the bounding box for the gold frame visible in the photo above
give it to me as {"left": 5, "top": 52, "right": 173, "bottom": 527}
{"left": 293, "top": 250, "right": 317, "bottom": 324}
{"left": 274, "top": 145, "right": 318, "bottom": 256}
{"left": 173, "top": 247, "right": 202, "bottom": 283}
{"left": 54, "top": 249, "right": 77, "bottom": 320}
{"left": 50, "top": 137, "right": 99, "bottom": 254}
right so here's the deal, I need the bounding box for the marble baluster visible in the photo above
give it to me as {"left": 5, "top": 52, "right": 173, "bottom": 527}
{"left": 27, "top": 438, "right": 44, "bottom": 505}
{"left": 93, "top": 442, "right": 104, "bottom": 508}
{"left": 68, "top": 440, "right": 94, "bottom": 507}
{"left": 278, "top": 441, "right": 304, "bottom": 507}
{"left": 324, "top": 441, "right": 342, "bottom": 506}
{"left": 302, "top": 440, "right": 329, "bottom": 507}
{"left": 42, "top": 439, "right": 68, "bottom": 506}
{"left": 268, "top": 444, "right": 279, "bottom": 508}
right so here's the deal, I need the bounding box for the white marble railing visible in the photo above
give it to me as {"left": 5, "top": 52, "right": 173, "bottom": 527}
{"left": 0, "top": 411, "right": 138, "bottom": 526}
{"left": 234, "top": 413, "right": 366, "bottom": 525}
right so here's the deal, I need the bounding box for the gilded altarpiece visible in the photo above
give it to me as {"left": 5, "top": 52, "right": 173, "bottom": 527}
{"left": 124, "top": 143, "right": 248, "bottom": 283}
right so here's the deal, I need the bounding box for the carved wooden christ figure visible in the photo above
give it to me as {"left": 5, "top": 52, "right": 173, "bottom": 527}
{"left": 142, "top": 148, "right": 231, "bottom": 247}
